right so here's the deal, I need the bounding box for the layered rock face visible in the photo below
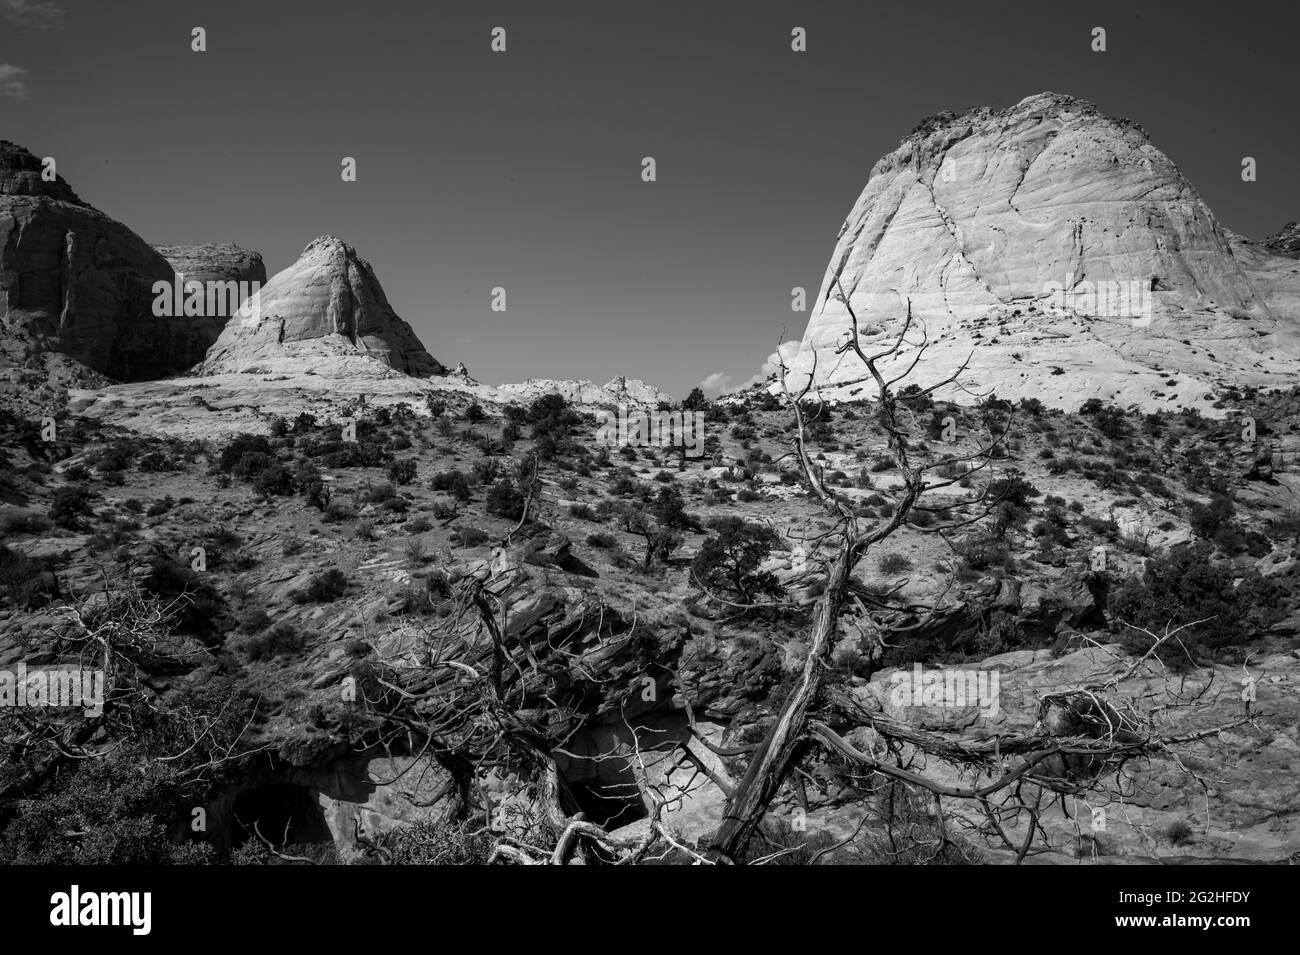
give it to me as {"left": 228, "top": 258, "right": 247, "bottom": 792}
{"left": 202, "top": 235, "right": 444, "bottom": 377}
{"left": 0, "top": 141, "right": 201, "bottom": 381}
{"left": 154, "top": 242, "right": 266, "bottom": 289}
{"left": 152, "top": 242, "right": 267, "bottom": 368}
{"left": 792, "top": 94, "right": 1300, "bottom": 412}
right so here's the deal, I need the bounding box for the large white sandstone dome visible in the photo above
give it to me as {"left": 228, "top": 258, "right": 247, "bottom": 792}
{"left": 791, "top": 93, "right": 1300, "bottom": 412}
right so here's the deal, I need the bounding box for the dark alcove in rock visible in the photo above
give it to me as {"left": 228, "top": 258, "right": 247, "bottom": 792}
{"left": 229, "top": 783, "right": 333, "bottom": 848}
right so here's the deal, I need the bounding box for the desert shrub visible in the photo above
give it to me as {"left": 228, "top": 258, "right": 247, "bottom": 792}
{"left": 387, "top": 458, "right": 418, "bottom": 485}
{"left": 145, "top": 496, "right": 175, "bottom": 517}
{"left": 0, "top": 544, "right": 56, "bottom": 608}
{"left": 219, "top": 434, "right": 273, "bottom": 473}
{"left": 50, "top": 485, "right": 95, "bottom": 529}
{"left": 1165, "top": 820, "right": 1195, "bottom": 846}
{"left": 324, "top": 502, "right": 357, "bottom": 523}
{"left": 1187, "top": 494, "right": 1234, "bottom": 539}
{"left": 1079, "top": 514, "right": 1119, "bottom": 539}
{"left": 252, "top": 463, "right": 294, "bottom": 496}
{"left": 691, "top": 517, "right": 783, "bottom": 603}
{"left": 878, "top": 552, "right": 913, "bottom": 575}
{"left": 137, "top": 451, "right": 177, "bottom": 472}
{"left": 406, "top": 516, "right": 433, "bottom": 534}
{"left": 1108, "top": 542, "right": 1283, "bottom": 667}
{"left": 243, "top": 622, "right": 309, "bottom": 661}
{"left": 485, "top": 478, "right": 525, "bottom": 520}
{"left": 141, "top": 555, "right": 225, "bottom": 636}
{"left": 586, "top": 531, "right": 617, "bottom": 548}
{"left": 987, "top": 474, "right": 1038, "bottom": 508}
{"left": 0, "top": 755, "right": 216, "bottom": 865}
{"left": 471, "top": 457, "right": 501, "bottom": 485}
{"left": 294, "top": 568, "right": 349, "bottom": 603}
{"left": 1, "top": 509, "right": 52, "bottom": 535}
{"left": 430, "top": 470, "right": 473, "bottom": 501}
{"left": 451, "top": 525, "right": 490, "bottom": 548}
{"left": 569, "top": 503, "right": 594, "bottom": 520}
{"left": 90, "top": 440, "right": 135, "bottom": 473}
{"left": 364, "top": 483, "right": 396, "bottom": 504}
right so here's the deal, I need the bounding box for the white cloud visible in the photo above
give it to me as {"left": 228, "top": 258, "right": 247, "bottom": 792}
{"left": 698, "top": 372, "right": 732, "bottom": 393}
{"left": 1, "top": 0, "right": 65, "bottom": 29}
{"left": 738, "top": 340, "right": 803, "bottom": 390}
{"left": 0, "top": 64, "right": 28, "bottom": 99}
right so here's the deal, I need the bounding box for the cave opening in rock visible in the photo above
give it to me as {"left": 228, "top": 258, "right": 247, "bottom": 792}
{"left": 566, "top": 769, "right": 648, "bottom": 829}
{"left": 229, "top": 783, "right": 333, "bottom": 848}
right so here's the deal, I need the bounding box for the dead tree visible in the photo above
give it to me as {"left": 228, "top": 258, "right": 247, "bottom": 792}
{"left": 704, "top": 279, "right": 1246, "bottom": 863}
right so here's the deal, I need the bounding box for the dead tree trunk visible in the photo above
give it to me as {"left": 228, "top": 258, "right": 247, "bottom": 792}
{"left": 707, "top": 530, "right": 857, "bottom": 861}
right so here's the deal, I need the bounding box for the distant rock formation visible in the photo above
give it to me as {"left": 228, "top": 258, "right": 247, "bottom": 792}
{"left": 792, "top": 94, "right": 1300, "bottom": 412}
{"left": 201, "top": 235, "right": 444, "bottom": 377}
{"left": 154, "top": 242, "right": 266, "bottom": 289}
{"left": 152, "top": 242, "right": 267, "bottom": 366}
{"left": 1265, "top": 222, "right": 1300, "bottom": 259}
{"left": 494, "top": 376, "right": 672, "bottom": 408}
{"left": 0, "top": 140, "right": 203, "bottom": 381}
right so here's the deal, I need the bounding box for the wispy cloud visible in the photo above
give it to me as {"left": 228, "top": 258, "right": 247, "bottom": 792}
{"left": 1, "top": 0, "right": 64, "bottom": 29}
{"left": 738, "top": 340, "right": 802, "bottom": 390}
{"left": 699, "top": 372, "right": 732, "bottom": 393}
{"left": 0, "top": 64, "right": 28, "bottom": 99}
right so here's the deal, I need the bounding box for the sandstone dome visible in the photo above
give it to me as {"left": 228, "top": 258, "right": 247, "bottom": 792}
{"left": 201, "top": 235, "right": 444, "bottom": 378}
{"left": 790, "top": 93, "right": 1300, "bottom": 412}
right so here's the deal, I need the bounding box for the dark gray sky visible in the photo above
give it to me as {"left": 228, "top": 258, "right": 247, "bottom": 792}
{"left": 3, "top": 0, "right": 1296, "bottom": 396}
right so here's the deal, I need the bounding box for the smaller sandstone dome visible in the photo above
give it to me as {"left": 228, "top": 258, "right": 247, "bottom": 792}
{"left": 202, "top": 235, "right": 443, "bottom": 377}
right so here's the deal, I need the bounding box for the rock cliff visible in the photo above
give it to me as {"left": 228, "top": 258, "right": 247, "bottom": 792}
{"left": 0, "top": 140, "right": 201, "bottom": 381}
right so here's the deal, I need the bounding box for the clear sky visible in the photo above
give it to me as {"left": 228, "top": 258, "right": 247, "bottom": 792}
{"left": 2, "top": 0, "right": 1295, "bottom": 396}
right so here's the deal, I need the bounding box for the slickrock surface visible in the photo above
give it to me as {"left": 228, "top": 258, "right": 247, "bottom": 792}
{"left": 68, "top": 371, "right": 674, "bottom": 441}
{"left": 790, "top": 94, "right": 1300, "bottom": 413}
{"left": 202, "top": 235, "right": 444, "bottom": 378}
{"left": 0, "top": 141, "right": 197, "bottom": 381}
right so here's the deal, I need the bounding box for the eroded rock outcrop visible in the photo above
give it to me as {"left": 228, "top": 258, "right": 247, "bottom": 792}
{"left": 202, "top": 235, "right": 444, "bottom": 377}
{"left": 792, "top": 94, "right": 1300, "bottom": 413}
{"left": 0, "top": 141, "right": 200, "bottom": 380}
{"left": 1265, "top": 222, "right": 1300, "bottom": 259}
{"left": 151, "top": 242, "right": 266, "bottom": 368}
